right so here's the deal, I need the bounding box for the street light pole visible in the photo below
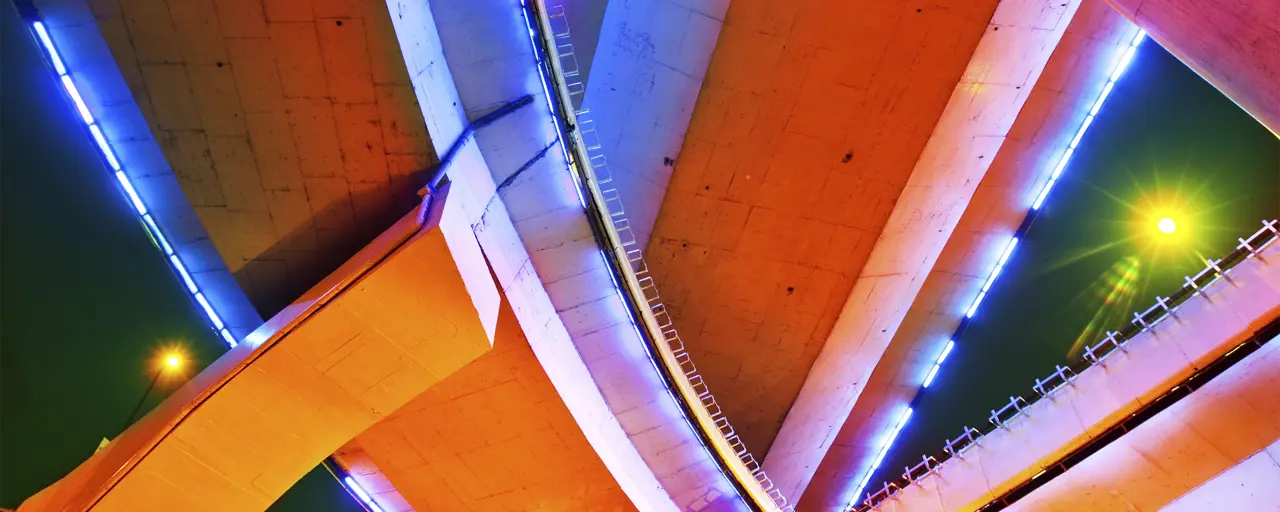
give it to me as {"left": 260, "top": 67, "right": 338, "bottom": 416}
{"left": 120, "top": 369, "right": 161, "bottom": 434}
{"left": 119, "top": 353, "right": 183, "bottom": 435}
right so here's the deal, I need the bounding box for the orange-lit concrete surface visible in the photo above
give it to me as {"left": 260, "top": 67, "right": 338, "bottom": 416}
{"left": 1103, "top": 0, "right": 1280, "bottom": 135}
{"left": 649, "top": 0, "right": 999, "bottom": 475}
{"left": 869, "top": 239, "right": 1280, "bottom": 512}
{"left": 1007, "top": 338, "right": 1280, "bottom": 512}
{"left": 18, "top": 197, "right": 498, "bottom": 512}
{"left": 750, "top": 0, "right": 1084, "bottom": 499}
{"left": 33, "top": 0, "right": 438, "bottom": 317}
{"left": 1161, "top": 438, "right": 1280, "bottom": 512}
{"left": 338, "top": 295, "right": 632, "bottom": 511}
{"left": 798, "top": 3, "right": 1141, "bottom": 510}
{"left": 384, "top": 0, "right": 744, "bottom": 508}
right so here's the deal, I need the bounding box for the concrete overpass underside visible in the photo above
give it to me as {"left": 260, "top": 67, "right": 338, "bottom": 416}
{"left": 17, "top": 0, "right": 1280, "bottom": 509}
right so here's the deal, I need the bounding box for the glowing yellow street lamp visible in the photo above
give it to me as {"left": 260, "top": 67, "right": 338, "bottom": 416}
{"left": 121, "top": 348, "right": 186, "bottom": 433}
{"left": 1157, "top": 217, "right": 1177, "bottom": 234}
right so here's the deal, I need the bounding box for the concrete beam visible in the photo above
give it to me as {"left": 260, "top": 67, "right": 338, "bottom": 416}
{"left": 646, "top": 0, "right": 1004, "bottom": 471}
{"left": 580, "top": 0, "right": 728, "bottom": 250}
{"left": 798, "top": 3, "right": 1141, "bottom": 509}
{"left": 19, "top": 198, "right": 497, "bottom": 512}
{"left": 1009, "top": 339, "right": 1280, "bottom": 511}
{"left": 766, "top": 0, "right": 1086, "bottom": 500}
{"left": 872, "top": 236, "right": 1280, "bottom": 512}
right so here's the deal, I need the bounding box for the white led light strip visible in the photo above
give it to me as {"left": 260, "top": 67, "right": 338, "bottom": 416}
{"left": 846, "top": 28, "right": 1148, "bottom": 510}
{"left": 30, "top": 21, "right": 238, "bottom": 349}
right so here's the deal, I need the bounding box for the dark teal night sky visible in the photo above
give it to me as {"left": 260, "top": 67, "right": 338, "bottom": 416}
{"left": 0, "top": 5, "right": 360, "bottom": 510}
{"left": 865, "top": 36, "right": 1279, "bottom": 499}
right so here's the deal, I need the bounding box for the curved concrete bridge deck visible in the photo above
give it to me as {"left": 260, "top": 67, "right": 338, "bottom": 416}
{"left": 19, "top": 194, "right": 498, "bottom": 511}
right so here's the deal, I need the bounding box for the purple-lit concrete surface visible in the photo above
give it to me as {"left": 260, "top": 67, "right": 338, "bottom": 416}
{"left": 1104, "top": 0, "right": 1280, "bottom": 135}
{"left": 1161, "top": 438, "right": 1280, "bottom": 512}
{"left": 798, "top": 3, "right": 1142, "bottom": 509}
{"left": 868, "top": 236, "right": 1280, "bottom": 512}
{"left": 382, "top": 0, "right": 745, "bottom": 508}
{"left": 1009, "top": 339, "right": 1280, "bottom": 512}
{"left": 579, "top": 0, "right": 727, "bottom": 250}
{"left": 763, "top": 0, "right": 1087, "bottom": 501}
{"left": 18, "top": 201, "right": 497, "bottom": 512}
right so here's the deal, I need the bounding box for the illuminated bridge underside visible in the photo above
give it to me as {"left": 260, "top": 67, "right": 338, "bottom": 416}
{"left": 1011, "top": 337, "right": 1280, "bottom": 512}
{"left": 35, "top": 0, "right": 438, "bottom": 319}
{"left": 32, "top": 0, "right": 752, "bottom": 507}
{"left": 800, "top": 3, "right": 1141, "bottom": 509}
{"left": 19, "top": 207, "right": 497, "bottom": 512}
{"left": 363, "top": 0, "right": 749, "bottom": 508}
{"left": 637, "top": 0, "right": 1097, "bottom": 503}
{"left": 28, "top": 0, "right": 1277, "bottom": 509}
{"left": 872, "top": 239, "right": 1280, "bottom": 511}
{"left": 649, "top": 0, "right": 998, "bottom": 474}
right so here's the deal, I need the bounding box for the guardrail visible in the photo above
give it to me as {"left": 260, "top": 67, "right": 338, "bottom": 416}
{"left": 854, "top": 219, "right": 1280, "bottom": 511}
{"left": 519, "top": 1, "right": 795, "bottom": 510}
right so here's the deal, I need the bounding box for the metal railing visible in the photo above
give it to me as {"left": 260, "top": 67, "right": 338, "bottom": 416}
{"left": 521, "top": 1, "right": 794, "bottom": 510}
{"left": 855, "top": 218, "right": 1279, "bottom": 511}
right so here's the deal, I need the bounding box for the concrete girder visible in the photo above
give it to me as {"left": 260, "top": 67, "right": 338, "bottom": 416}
{"left": 874, "top": 234, "right": 1280, "bottom": 511}
{"left": 761, "top": 0, "right": 1089, "bottom": 500}
{"left": 798, "top": 2, "right": 1142, "bottom": 509}
{"left": 1011, "top": 339, "right": 1280, "bottom": 511}
{"left": 645, "top": 0, "right": 1008, "bottom": 473}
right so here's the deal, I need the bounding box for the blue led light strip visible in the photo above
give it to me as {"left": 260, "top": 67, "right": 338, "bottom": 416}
{"left": 851, "top": 407, "right": 914, "bottom": 502}
{"left": 342, "top": 477, "right": 385, "bottom": 512}
{"left": 846, "top": 29, "right": 1148, "bottom": 509}
{"left": 27, "top": 20, "right": 238, "bottom": 349}
{"left": 1033, "top": 31, "right": 1146, "bottom": 210}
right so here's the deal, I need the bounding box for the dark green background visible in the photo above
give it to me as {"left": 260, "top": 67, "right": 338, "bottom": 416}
{"left": 866, "top": 36, "right": 1279, "bottom": 499}
{"left": 0, "top": 4, "right": 361, "bottom": 510}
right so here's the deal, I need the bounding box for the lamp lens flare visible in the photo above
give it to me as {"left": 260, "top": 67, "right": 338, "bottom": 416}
{"left": 165, "top": 355, "right": 181, "bottom": 369}
{"left": 1157, "top": 217, "right": 1176, "bottom": 234}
